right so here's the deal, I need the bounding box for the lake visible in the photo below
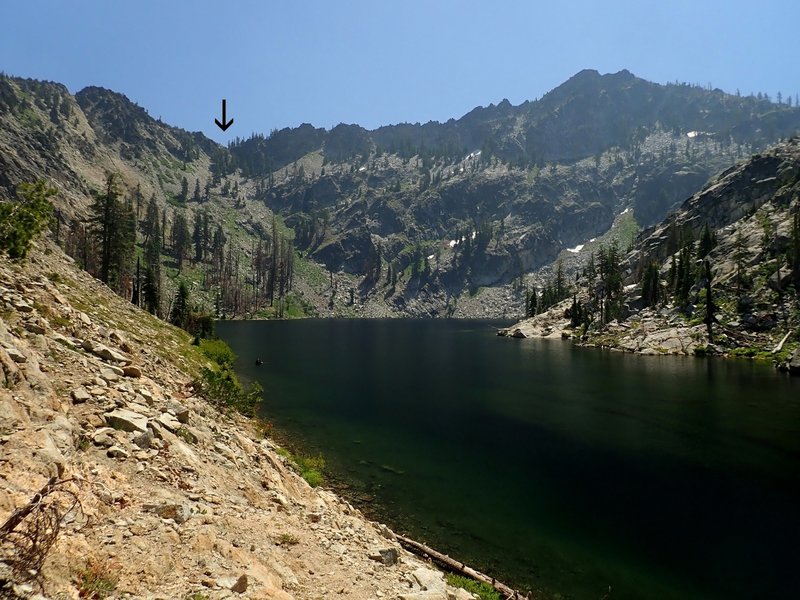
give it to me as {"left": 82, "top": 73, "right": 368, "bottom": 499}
{"left": 217, "top": 318, "right": 800, "bottom": 600}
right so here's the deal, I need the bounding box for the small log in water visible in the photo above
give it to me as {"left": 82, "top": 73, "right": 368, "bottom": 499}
{"left": 395, "top": 533, "right": 531, "bottom": 599}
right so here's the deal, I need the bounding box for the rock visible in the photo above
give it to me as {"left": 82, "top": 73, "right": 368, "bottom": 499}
{"left": 368, "top": 547, "right": 399, "bottom": 566}
{"left": 133, "top": 430, "right": 153, "bottom": 449}
{"left": 92, "top": 428, "right": 116, "bottom": 447}
{"left": 107, "top": 445, "right": 129, "bottom": 459}
{"left": 99, "top": 368, "right": 120, "bottom": 383}
{"left": 377, "top": 523, "right": 397, "bottom": 541}
{"left": 122, "top": 365, "right": 142, "bottom": 378}
{"left": 213, "top": 441, "right": 238, "bottom": 462}
{"left": 51, "top": 332, "right": 76, "bottom": 348}
{"left": 24, "top": 321, "right": 47, "bottom": 335}
{"left": 156, "top": 412, "right": 181, "bottom": 432}
{"left": 166, "top": 400, "right": 190, "bottom": 423}
{"left": 4, "top": 346, "right": 27, "bottom": 363}
{"left": 449, "top": 589, "right": 478, "bottom": 600}
{"left": 231, "top": 574, "right": 248, "bottom": 594}
{"left": 413, "top": 568, "right": 446, "bottom": 592}
{"left": 82, "top": 339, "right": 130, "bottom": 364}
{"left": 78, "top": 311, "right": 92, "bottom": 325}
{"left": 789, "top": 348, "right": 800, "bottom": 376}
{"left": 71, "top": 387, "right": 92, "bottom": 404}
{"left": 143, "top": 503, "right": 191, "bottom": 524}
{"left": 13, "top": 299, "right": 34, "bottom": 313}
{"left": 399, "top": 592, "right": 448, "bottom": 600}
{"left": 105, "top": 408, "right": 148, "bottom": 433}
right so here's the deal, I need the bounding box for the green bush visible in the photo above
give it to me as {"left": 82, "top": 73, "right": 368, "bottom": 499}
{"left": 199, "top": 338, "right": 236, "bottom": 367}
{"left": 196, "top": 365, "right": 262, "bottom": 416}
{"left": 0, "top": 180, "right": 55, "bottom": 258}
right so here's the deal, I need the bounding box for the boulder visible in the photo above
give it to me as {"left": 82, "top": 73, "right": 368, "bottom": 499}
{"left": 789, "top": 348, "right": 800, "bottom": 376}
{"left": 99, "top": 368, "right": 120, "bottom": 383}
{"left": 368, "top": 547, "right": 399, "bottom": 566}
{"left": 156, "top": 412, "right": 181, "bottom": 432}
{"left": 71, "top": 387, "right": 92, "bottom": 404}
{"left": 92, "top": 428, "right": 116, "bottom": 447}
{"left": 105, "top": 408, "right": 148, "bottom": 433}
{"left": 133, "top": 430, "right": 153, "bottom": 449}
{"left": 413, "top": 567, "right": 446, "bottom": 592}
{"left": 4, "top": 346, "right": 27, "bottom": 363}
{"left": 166, "top": 400, "right": 190, "bottom": 423}
{"left": 107, "top": 445, "right": 129, "bottom": 459}
{"left": 122, "top": 365, "right": 142, "bottom": 378}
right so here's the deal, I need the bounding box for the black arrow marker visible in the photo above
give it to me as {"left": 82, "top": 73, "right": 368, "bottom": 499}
{"left": 215, "top": 99, "right": 234, "bottom": 131}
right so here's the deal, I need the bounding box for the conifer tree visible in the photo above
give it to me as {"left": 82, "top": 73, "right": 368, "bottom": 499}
{"left": 179, "top": 176, "right": 189, "bottom": 203}
{"left": 172, "top": 212, "right": 191, "bottom": 271}
{"left": 192, "top": 179, "right": 201, "bottom": 203}
{"left": 170, "top": 280, "right": 190, "bottom": 328}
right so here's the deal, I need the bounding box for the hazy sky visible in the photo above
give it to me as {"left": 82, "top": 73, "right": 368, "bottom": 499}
{"left": 3, "top": 1, "right": 798, "bottom": 142}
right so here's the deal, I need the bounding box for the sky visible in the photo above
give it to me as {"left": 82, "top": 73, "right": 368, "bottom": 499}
{"left": 3, "top": 1, "right": 798, "bottom": 143}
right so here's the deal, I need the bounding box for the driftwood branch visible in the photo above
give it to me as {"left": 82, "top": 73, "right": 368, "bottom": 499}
{"left": 396, "top": 533, "right": 531, "bottom": 599}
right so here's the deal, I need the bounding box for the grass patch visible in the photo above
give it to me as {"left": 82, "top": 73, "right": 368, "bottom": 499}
{"left": 276, "top": 448, "right": 326, "bottom": 487}
{"left": 74, "top": 557, "right": 119, "bottom": 599}
{"left": 444, "top": 574, "right": 501, "bottom": 600}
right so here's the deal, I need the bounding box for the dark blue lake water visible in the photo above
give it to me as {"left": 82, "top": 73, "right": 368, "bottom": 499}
{"left": 217, "top": 318, "right": 800, "bottom": 600}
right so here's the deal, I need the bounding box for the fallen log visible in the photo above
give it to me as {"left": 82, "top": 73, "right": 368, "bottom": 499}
{"left": 395, "top": 533, "right": 531, "bottom": 599}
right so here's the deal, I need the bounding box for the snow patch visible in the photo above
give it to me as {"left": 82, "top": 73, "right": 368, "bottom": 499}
{"left": 620, "top": 207, "right": 630, "bottom": 215}
{"left": 566, "top": 244, "right": 585, "bottom": 254}
{"left": 427, "top": 254, "right": 435, "bottom": 260}
{"left": 687, "top": 131, "right": 700, "bottom": 138}
{"left": 449, "top": 240, "right": 457, "bottom": 248}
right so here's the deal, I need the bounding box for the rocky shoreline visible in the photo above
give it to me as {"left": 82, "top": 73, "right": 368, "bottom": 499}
{"left": 498, "top": 301, "right": 800, "bottom": 373}
{"left": 0, "top": 242, "right": 488, "bottom": 600}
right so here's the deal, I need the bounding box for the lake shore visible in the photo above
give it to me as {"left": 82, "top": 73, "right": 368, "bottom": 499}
{"left": 0, "top": 243, "right": 491, "bottom": 600}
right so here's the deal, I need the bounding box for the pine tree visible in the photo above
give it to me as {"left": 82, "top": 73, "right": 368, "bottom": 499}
{"left": 192, "top": 179, "right": 201, "bottom": 203}
{"left": 170, "top": 280, "right": 190, "bottom": 329}
{"left": 179, "top": 176, "right": 189, "bottom": 203}
{"left": 698, "top": 223, "right": 715, "bottom": 258}
{"left": 193, "top": 210, "right": 204, "bottom": 262}
{"left": 172, "top": 212, "right": 191, "bottom": 271}
{"left": 90, "top": 173, "right": 121, "bottom": 285}
{"left": 143, "top": 265, "right": 160, "bottom": 316}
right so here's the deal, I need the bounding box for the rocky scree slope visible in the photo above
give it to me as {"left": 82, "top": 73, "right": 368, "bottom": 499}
{"left": 501, "top": 137, "right": 800, "bottom": 369}
{"left": 0, "top": 241, "right": 479, "bottom": 600}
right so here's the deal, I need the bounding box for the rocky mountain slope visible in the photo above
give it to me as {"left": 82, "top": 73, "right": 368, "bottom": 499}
{"left": 0, "top": 240, "right": 485, "bottom": 600}
{"left": 501, "top": 137, "right": 800, "bottom": 371}
{"left": 2, "top": 71, "right": 800, "bottom": 318}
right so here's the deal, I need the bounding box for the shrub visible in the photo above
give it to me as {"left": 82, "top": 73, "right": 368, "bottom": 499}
{"left": 199, "top": 338, "right": 236, "bottom": 367}
{"left": 196, "top": 365, "right": 262, "bottom": 416}
{"left": 74, "top": 557, "right": 118, "bottom": 599}
{"left": 0, "top": 180, "right": 55, "bottom": 259}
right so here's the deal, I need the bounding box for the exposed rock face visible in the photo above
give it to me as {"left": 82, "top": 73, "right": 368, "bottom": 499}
{"left": 0, "top": 242, "right": 483, "bottom": 599}
{"left": 500, "top": 138, "right": 800, "bottom": 363}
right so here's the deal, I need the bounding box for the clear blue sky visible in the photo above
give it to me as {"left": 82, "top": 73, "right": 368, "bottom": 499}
{"left": 3, "top": 1, "right": 798, "bottom": 143}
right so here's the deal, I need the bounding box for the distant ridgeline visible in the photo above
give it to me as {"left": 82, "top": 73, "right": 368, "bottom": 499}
{"left": 1, "top": 69, "right": 800, "bottom": 320}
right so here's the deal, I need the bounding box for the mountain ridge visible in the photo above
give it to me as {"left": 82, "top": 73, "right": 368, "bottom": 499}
{"left": 2, "top": 69, "right": 800, "bottom": 319}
